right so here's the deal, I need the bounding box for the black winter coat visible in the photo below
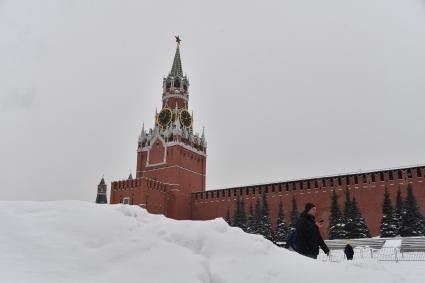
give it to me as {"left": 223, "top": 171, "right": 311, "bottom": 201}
{"left": 295, "top": 211, "right": 330, "bottom": 256}
{"left": 344, "top": 244, "right": 354, "bottom": 259}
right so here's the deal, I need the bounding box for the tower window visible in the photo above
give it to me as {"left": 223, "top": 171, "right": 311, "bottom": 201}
{"left": 380, "top": 172, "right": 385, "bottom": 181}
{"left": 322, "top": 179, "right": 326, "bottom": 187}
{"left": 362, "top": 174, "right": 367, "bottom": 183}
{"left": 183, "top": 84, "right": 187, "bottom": 91}
{"left": 227, "top": 190, "right": 231, "bottom": 197}
{"left": 389, "top": 171, "right": 394, "bottom": 180}
{"left": 285, "top": 183, "right": 289, "bottom": 191}
{"left": 330, "top": 179, "right": 334, "bottom": 187}
{"left": 417, "top": 168, "right": 422, "bottom": 177}
{"left": 307, "top": 182, "right": 311, "bottom": 189}
{"left": 174, "top": 79, "right": 180, "bottom": 88}
{"left": 398, "top": 170, "right": 403, "bottom": 180}
{"left": 166, "top": 82, "right": 171, "bottom": 90}
{"left": 407, "top": 169, "right": 412, "bottom": 178}
{"left": 354, "top": 175, "right": 358, "bottom": 184}
{"left": 338, "top": 177, "right": 342, "bottom": 186}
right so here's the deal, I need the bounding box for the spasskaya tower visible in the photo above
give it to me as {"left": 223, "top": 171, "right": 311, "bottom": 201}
{"left": 110, "top": 37, "right": 207, "bottom": 220}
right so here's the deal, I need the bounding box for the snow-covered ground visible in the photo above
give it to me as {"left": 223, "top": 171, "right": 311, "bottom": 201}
{"left": 0, "top": 201, "right": 423, "bottom": 283}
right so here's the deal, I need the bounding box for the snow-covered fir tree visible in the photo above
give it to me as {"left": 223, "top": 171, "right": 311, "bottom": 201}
{"left": 380, "top": 188, "right": 398, "bottom": 237}
{"left": 328, "top": 190, "right": 346, "bottom": 239}
{"left": 253, "top": 197, "right": 262, "bottom": 234}
{"left": 232, "top": 197, "right": 247, "bottom": 230}
{"left": 290, "top": 195, "right": 299, "bottom": 228}
{"left": 258, "top": 192, "right": 273, "bottom": 241}
{"left": 345, "top": 197, "right": 371, "bottom": 239}
{"left": 239, "top": 197, "right": 247, "bottom": 231}
{"left": 246, "top": 201, "right": 255, "bottom": 234}
{"left": 393, "top": 187, "right": 403, "bottom": 236}
{"left": 232, "top": 198, "right": 241, "bottom": 227}
{"left": 274, "top": 199, "right": 289, "bottom": 245}
{"left": 343, "top": 189, "right": 353, "bottom": 239}
{"left": 400, "top": 184, "right": 425, "bottom": 237}
{"left": 343, "top": 189, "right": 352, "bottom": 219}
{"left": 224, "top": 207, "right": 231, "bottom": 225}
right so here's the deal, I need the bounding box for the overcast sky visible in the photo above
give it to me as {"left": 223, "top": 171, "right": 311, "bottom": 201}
{"left": 1, "top": 0, "right": 425, "bottom": 201}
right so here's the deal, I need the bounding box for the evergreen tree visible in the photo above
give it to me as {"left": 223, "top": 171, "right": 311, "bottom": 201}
{"left": 232, "top": 197, "right": 241, "bottom": 227}
{"left": 345, "top": 197, "right": 371, "bottom": 239}
{"left": 328, "top": 190, "right": 346, "bottom": 239}
{"left": 343, "top": 189, "right": 353, "bottom": 239}
{"left": 239, "top": 197, "right": 247, "bottom": 231}
{"left": 223, "top": 207, "right": 232, "bottom": 225}
{"left": 246, "top": 201, "right": 255, "bottom": 234}
{"left": 393, "top": 187, "right": 403, "bottom": 236}
{"left": 290, "top": 195, "right": 299, "bottom": 228}
{"left": 400, "top": 184, "right": 425, "bottom": 237}
{"left": 232, "top": 197, "right": 247, "bottom": 230}
{"left": 274, "top": 199, "right": 289, "bottom": 245}
{"left": 380, "top": 188, "right": 398, "bottom": 237}
{"left": 258, "top": 192, "right": 273, "bottom": 240}
{"left": 253, "top": 197, "right": 262, "bottom": 234}
{"left": 344, "top": 189, "right": 352, "bottom": 219}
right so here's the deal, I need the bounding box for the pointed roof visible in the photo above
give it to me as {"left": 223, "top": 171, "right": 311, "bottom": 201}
{"left": 170, "top": 46, "right": 183, "bottom": 77}
{"left": 99, "top": 177, "right": 105, "bottom": 186}
{"left": 128, "top": 173, "right": 133, "bottom": 180}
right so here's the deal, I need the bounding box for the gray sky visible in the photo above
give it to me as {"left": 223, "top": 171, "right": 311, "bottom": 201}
{"left": 1, "top": 0, "right": 425, "bottom": 201}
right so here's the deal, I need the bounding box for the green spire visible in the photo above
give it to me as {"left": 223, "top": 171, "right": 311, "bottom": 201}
{"left": 170, "top": 36, "right": 183, "bottom": 77}
{"left": 170, "top": 46, "right": 183, "bottom": 77}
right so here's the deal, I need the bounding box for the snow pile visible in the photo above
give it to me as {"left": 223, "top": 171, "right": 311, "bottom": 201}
{"left": 383, "top": 239, "right": 402, "bottom": 248}
{"left": 0, "top": 201, "right": 423, "bottom": 283}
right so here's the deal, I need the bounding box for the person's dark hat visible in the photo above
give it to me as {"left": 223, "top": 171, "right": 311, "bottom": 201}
{"left": 305, "top": 202, "right": 316, "bottom": 212}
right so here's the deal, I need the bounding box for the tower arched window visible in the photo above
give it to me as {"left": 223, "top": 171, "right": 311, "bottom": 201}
{"left": 174, "top": 79, "right": 180, "bottom": 88}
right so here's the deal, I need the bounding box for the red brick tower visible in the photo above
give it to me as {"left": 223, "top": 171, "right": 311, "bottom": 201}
{"left": 130, "top": 37, "right": 207, "bottom": 219}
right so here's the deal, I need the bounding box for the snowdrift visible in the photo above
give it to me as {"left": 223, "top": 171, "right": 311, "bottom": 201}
{"left": 0, "top": 201, "right": 423, "bottom": 283}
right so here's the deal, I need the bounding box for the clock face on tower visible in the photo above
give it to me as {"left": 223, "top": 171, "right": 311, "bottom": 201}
{"left": 157, "top": 108, "right": 173, "bottom": 128}
{"left": 179, "top": 109, "right": 192, "bottom": 128}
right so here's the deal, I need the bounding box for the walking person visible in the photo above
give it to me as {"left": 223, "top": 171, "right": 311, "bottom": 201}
{"left": 344, "top": 241, "right": 354, "bottom": 260}
{"left": 295, "top": 203, "right": 330, "bottom": 259}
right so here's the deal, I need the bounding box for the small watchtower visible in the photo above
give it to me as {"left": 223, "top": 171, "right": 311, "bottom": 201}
{"left": 96, "top": 177, "right": 108, "bottom": 204}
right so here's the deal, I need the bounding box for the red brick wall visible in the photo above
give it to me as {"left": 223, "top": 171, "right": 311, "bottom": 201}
{"left": 110, "top": 177, "right": 178, "bottom": 218}
{"left": 191, "top": 166, "right": 425, "bottom": 238}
